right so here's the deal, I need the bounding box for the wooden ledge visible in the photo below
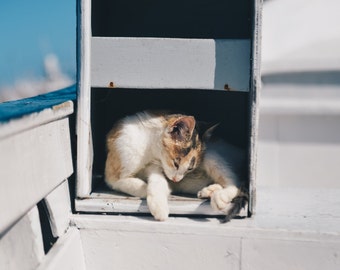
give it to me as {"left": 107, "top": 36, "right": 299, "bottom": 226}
{"left": 73, "top": 186, "right": 340, "bottom": 236}
{"left": 0, "top": 85, "right": 76, "bottom": 139}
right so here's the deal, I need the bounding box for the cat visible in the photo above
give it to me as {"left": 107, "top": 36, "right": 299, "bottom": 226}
{"left": 104, "top": 111, "right": 247, "bottom": 222}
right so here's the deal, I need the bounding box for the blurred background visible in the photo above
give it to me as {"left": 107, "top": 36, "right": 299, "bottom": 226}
{"left": 0, "top": 0, "right": 339, "bottom": 187}
{"left": 258, "top": 0, "right": 340, "bottom": 188}
{"left": 0, "top": 0, "right": 76, "bottom": 101}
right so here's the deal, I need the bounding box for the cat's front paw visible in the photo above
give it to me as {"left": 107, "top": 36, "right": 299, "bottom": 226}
{"left": 197, "top": 184, "right": 223, "bottom": 199}
{"left": 147, "top": 195, "right": 169, "bottom": 221}
{"left": 210, "top": 186, "right": 239, "bottom": 212}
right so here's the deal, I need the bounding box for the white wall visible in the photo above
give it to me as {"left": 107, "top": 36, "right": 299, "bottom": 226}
{"left": 257, "top": 0, "right": 340, "bottom": 188}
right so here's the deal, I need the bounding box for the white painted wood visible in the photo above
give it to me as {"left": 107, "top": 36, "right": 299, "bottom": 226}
{"left": 77, "top": 0, "right": 93, "bottom": 198}
{"left": 76, "top": 1, "right": 261, "bottom": 216}
{"left": 78, "top": 218, "right": 241, "bottom": 270}
{"left": 248, "top": 0, "right": 263, "bottom": 215}
{"left": 259, "top": 140, "right": 340, "bottom": 188}
{"left": 74, "top": 209, "right": 340, "bottom": 270}
{"left": 242, "top": 238, "right": 340, "bottom": 270}
{"left": 91, "top": 37, "right": 251, "bottom": 91}
{"left": 0, "top": 100, "right": 73, "bottom": 140}
{"left": 75, "top": 189, "right": 247, "bottom": 217}
{"left": 73, "top": 186, "right": 340, "bottom": 270}
{"left": 258, "top": 102, "right": 340, "bottom": 188}
{"left": 73, "top": 212, "right": 340, "bottom": 241}
{"left": 44, "top": 181, "right": 72, "bottom": 238}
{"left": 0, "top": 206, "right": 44, "bottom": 270}
{"left": 254, "top": 186, "right": 340, "bottom": 233}
{"left": 0, "top": 117, "right": 73, "bottom": 233}
{"left": 37, "top": 227, "right": 86, "bottom": 270}
{"left": 74, "top": 187, "right": 340, "bottom": 234}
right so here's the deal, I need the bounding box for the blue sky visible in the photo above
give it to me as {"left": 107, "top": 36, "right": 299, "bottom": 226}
{"left": 0, "top": 0, "right": 76, "bottom": 86}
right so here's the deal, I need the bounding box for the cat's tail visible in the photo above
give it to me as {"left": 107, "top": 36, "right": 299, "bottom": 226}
{"left": 221, "top": 185, "right": 249, "bottom": 223}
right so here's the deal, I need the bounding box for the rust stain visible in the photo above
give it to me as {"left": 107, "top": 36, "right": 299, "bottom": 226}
{"left": 52, "top": 101, "right": 72, "bottom": 111}
{"left": 224, "top": 84, "right": 231, "bottom": 91}
{"left": 109, "top": 81, "right": 115, "bottom": 88}
{"left": 224, "top": 84, "right": 238, "bottom": 91}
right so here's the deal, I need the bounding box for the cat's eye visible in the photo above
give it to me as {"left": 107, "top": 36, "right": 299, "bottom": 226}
{"left": 188, "top": 157, "right": 196, "bottom": 171}
{"left": 173, "top": 159, "right": 180, "bottom": 169}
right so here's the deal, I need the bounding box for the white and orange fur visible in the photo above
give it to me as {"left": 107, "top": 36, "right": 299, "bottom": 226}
{"left": 105, "top": 111, "right": 246, "bottom": 221}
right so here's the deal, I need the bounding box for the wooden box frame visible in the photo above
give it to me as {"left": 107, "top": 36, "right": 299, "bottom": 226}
{"left": 76, "top": 0, "right": 261, "bottom": 217}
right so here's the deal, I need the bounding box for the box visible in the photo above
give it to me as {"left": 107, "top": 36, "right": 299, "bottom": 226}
{"left": 76, "top": 0, "right": 261, "bottom": 217}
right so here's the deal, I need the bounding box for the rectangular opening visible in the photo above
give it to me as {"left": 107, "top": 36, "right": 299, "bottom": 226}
{"left": 75, "top": 0, "right": 260, "bottom": 218}
{"left": 75, "top": 88, "right": 251, "bottom": 217}
{"left": 91, "top": 88, "right": 249, "bottom": 178}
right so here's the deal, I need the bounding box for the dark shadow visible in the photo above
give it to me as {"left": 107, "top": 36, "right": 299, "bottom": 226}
{"left": 37, "top": 200, "right": 58, "bottom": 254}
{"left": 92, "top": 0, "right": 251, "bottom": 39}
{"left": 91, "top": 88, "right": 249, "bottom": 181}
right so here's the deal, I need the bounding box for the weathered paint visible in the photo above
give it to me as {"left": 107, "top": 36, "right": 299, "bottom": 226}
{"left": 0, "top": 207, "right": 44, "bottom": 270}
{"left": 73, "top": 211, "right": 340, "bottom": 270}
{"left": 248, "top": 0, "right": 263, "bottom": 216}
{"left": 44, "top": 181, "right": 72, "bottom": 238}
{"left": 0, "top": 107, "right": 73, "bottom": 233}
{"left": 77, "top": 0, "right": 93, "bottom": 198}
{"left": 37, "top": 228, "right": 86, "bottom": 270}
{"left": 73, "top": 185, "right": 340, "bottom": 270}
{"left": 0, "top": 85, "right": 76, "bottom": 123}
{"left": 75, "top": 190, "right": 247, "bottom": 217}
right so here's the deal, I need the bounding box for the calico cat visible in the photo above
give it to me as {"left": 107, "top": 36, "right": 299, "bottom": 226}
{"left": 105, "top": 111, "right": 247, "bottom": 222}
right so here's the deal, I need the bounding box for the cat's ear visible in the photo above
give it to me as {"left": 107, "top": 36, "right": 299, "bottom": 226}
{"left": 169, "top": 116, "right": 196, "bottom": 142}
{"left": 197, "top": 122, "right": 219, "bottom": 142}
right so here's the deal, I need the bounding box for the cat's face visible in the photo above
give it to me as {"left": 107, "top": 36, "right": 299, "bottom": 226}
{"left": 161, "top": 115, "right": 203, "bottom": 182}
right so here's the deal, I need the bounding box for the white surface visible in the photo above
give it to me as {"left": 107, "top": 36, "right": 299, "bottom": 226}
{"left": 257, "top": 115, "right": 340, "bottom": 188}
{"left": 0, "top": 100, "right": 73, "bottom": 139}
{"left": 242, "top": 238, "right": 340, "bottom": 270}
{"left": 44, "top": 181, "right": 72, "bottom": 238}
{"left": 74, "top": 187, "right": 340, "bottom": 234}
{"left": 72, "top": 186, "right": 340, "bottom": 270}
{"left": 259, "top": 82, "right": 340, "bottom": 115}
{"left": 75, "top": 189, "right": 247, "bottom": 217}
{"left": 91, "top": 37, "right": 251, "bottom": 91}
{"left": 0, "top": 116, "right": 73, "bottom": 233}
{"left": 77, "top": 0, "right": 93, "bottom": 198}
{"left": 0, "top": 207, "right": 44, "bottom": 270}
{"left": 258, "top": 0, "right": 340, "bottom": 189}
{"left": 79, "top": 223, "right": 241, "bottom": 270}
{"left": 74, "top": 212, "right": 340, "bottom": 269}
{"left": 257, "top": 85, "right": 340, "bottom": 188}
{"left": 248, "top": 0, "right": 262, "bottom": 214}
{"left": 37, "top": 228, "right": 86, "bottom": 270}
{"left": 254, "top": 186, "right": 340, "bottom": 232}
{"left": 262, "top": 0, "right": 340, "bottom": 73}
{"left": 73, "top": 187, "right": 340, "bottom": 269}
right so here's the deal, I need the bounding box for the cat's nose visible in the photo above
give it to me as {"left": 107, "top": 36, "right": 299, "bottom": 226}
{"left": 172, "top": 177, "right": 179, "bottom": 183}
{"left": 172, "top": 175, "right": 183, "bottom": 182}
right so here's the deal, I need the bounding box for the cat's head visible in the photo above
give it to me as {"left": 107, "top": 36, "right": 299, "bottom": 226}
{"left": 160, "top": 114, "right": 213, "bottom": 183}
